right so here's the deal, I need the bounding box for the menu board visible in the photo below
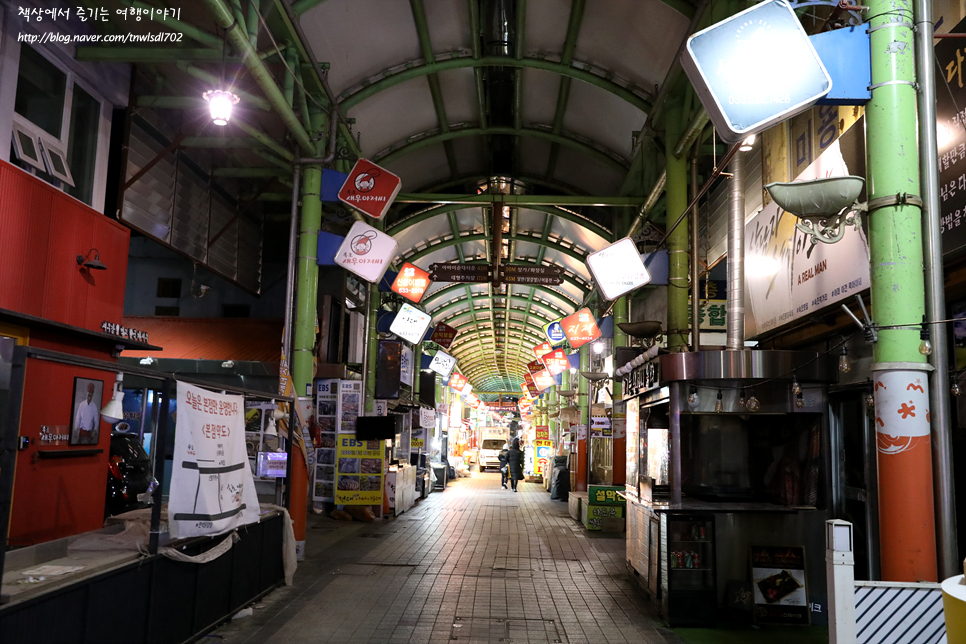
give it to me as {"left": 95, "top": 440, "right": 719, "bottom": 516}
{"left": 335, "top": 436, "right": 386, "bottom": 505}
{"left": 750, "top": 546, "right": 809, "bottom": 625}
{"left": 313, "top": 379, "right": 339, "bottom": 502}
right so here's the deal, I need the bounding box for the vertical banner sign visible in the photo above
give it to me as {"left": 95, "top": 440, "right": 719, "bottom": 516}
{"left": 169, "top": 383, "right": 259, "bottom": 538}
{"left": 338, "top": 158, "right": 402, "bottom": 219}
{"left": 335, "top": 436, "right": 386, "bottom": 505}
{"left": 534, "top": 439, "right": 553, "bottom": 477}
{"left": 313, "top": 379, "right": 339, "bottom": 502}
{"left": 535, "top": 426, "right": 550, "bottom": 440}
{"left": 750, "top": 546, "right": 809, "bottom": 625}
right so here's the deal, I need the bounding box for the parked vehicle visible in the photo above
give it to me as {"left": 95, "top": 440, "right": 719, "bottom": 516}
{"left": 105, "top": 431, "right": 157, "bottom": 517}
{"left": 478, "top": 427, "right": 509, "bottom": 471}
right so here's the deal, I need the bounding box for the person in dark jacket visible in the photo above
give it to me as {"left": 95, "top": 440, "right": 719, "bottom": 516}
{"left": 507, "top": 438, "right": 525, "bottom": 492}
{"left": 498, "top": 443, "right": 509, "bottom": 489}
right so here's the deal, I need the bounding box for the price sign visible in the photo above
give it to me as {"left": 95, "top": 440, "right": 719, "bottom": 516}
{"left": 388, "top": 303, "right": 432, "bottom": 344}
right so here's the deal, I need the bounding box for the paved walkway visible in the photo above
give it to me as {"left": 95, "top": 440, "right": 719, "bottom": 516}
{"left": 210, "top": 471, "right": 682, "bottom": 644}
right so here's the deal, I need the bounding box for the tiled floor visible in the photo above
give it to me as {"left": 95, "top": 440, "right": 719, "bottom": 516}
{"left": 210, "top": 471, "right": 682, "bottom": 644}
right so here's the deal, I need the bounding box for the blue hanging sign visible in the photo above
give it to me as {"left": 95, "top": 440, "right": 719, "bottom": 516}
{"left": 544, "top": 320, "right": 566, "bottom": 347}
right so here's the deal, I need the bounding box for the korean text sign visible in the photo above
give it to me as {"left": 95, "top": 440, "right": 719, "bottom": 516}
{"left": 389, "top": 303, "right": 432, "bottom": 344}
{"left": 334, "top": 220, "right": 398, "bottom": 283}
{"left": 561, "top": 308, "right": 601, "bottom": 349}
{"left": 169, "top": 382, "right": 260, "bottom": 538}
{"left": 391, "top": 262, "right": 431, "bottom": 303}
{"left": 335, "top": 436, "right": 386, "bottom": 505}
{"left": 338, "top": 158, "right": 402, "bottom": 219}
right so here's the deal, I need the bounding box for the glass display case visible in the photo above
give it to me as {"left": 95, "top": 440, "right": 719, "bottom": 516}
{"left": 666, "top": 513, "right": 716, "bottom": 626}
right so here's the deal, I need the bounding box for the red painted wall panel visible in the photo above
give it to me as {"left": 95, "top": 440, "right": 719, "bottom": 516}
{"left": 8, "top": 358, "right": 113, "bottom": 546}
{"left": 0, "top": 161, "right": 129, "bottom": 332}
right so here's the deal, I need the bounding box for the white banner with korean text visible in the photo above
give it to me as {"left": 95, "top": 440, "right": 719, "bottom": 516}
{"left": 745, "top": 138, "right": 870, "bottom": 337}
{"left": 169, "top": 382, "right": 260, "bottom": 538}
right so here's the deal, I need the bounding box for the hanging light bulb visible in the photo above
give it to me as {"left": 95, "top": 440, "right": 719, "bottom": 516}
{"left": 687, "top": 385, "right": 700, "bottom": 410}
{"left": 203, "top": 89, "right": 240, "bottom": 126}
{"left": 714, "top": 390, "right": 724, "bottom": 413}
{"left": 745, "top": 391, "right": 761, "bottom": 412}
{"left": 838, "top": 346, "right": 851, "bottom": 373}
{"left": 952, "top": 382, "right": 962, "bottom": 397}
{"left": 865, "top": 393, "right": 875, "bottom": 408}
{"left": 795, "top": 391, "right": 805, "bottom": 409}
{"left": 919, "top": 316, "right": 933, "bottom": 356}
{"left": 791, "top": 376, "right": 802, "bottom": 395}
{"left": 593, "top": 341, "right": 604, "bottom": 354}
{"left": 737, "top": 394, "right": 745, "bottom": 408}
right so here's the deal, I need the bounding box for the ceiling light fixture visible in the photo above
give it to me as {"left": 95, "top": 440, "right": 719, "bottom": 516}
{"left": 739, "top": 134, "right": 756, "bottom": 152}
{"left": 101, "top": 373, "right": 125, "bottom": 424}
{"left": 203, "top": 89, "right": 240, "bottom": 126}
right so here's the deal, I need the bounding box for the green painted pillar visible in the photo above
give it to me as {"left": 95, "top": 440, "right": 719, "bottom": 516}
{"left": 291, "top": 111, "right": 325, "bottom": 395}
{"left": 283, "top": 46, "right": 296, "bottom": 107}
{"left": 413, "top": 342, "right": 422, "bottom": 401}
{"left": 665, "top": 94, "right": 690, "bottom": 352}
{"left": 866, "top": 0, "right": 936, "bottom": 582}
{"left": 612, "top": 296, "right": 628, "bottom": 401}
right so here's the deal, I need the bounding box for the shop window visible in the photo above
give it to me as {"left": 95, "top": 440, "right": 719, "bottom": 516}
{"left": 154, "top": 306, "right": 180, "bottom": 316}
{"left": 14, "top": 44, "right": 65, "bottom": 138}
{"left": 222, "top": 304, "right": 250, "bottom": 318}
{"left": 9, "top": 44, "right": 103, "bottom": 205}
{"left": 156, "top": 278, "right": 182, "bottom": 299}
{"left": 66, "top": 84, "right": 99, "bottom": 204}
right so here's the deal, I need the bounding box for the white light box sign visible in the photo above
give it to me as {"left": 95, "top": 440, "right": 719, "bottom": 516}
{"left": 586, "top": 237, "right": 652, "bottom": 300}
{"left": 429, "top": 350, "right": 457, "bottom": 378}
{"left": 681, "top": 0, "right": 832, "bottom": 142}
{"left": 334, "top": 220, "right": 398, "bottom": 283}
{"left": 389, "top": 303, "right": 432, "bottom": 345}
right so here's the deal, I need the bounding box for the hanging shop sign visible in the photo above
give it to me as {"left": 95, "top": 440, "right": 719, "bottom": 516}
{"left": 533, "top": 342, "right": 553, "bottom": 359}
{"left": 681, "top": 0, "right": 832, "bottom": 143}
{"left": 750, "top": 545, "right": 809, "bottom": 625}
{"left": 526, "top": 359, "right": 546, "bottom": 376}
{"left": 465, "top": 393, "right": 480, "bottom": 407}
{"left": 334, "top": 220, "right": 398, "bottom": 283}
{"left": 541, "top": 348, "right": 570, "bottom": 376}
{"left": 429, "top": 350, "right": 457, "bottom": 378}
{"left": 499, "top": 265, "right": 564, "bottom": 285}
{"left": 449, "top": 373, "right": 468, "bottom": 392}
{"left": 586, "top": 237, "right": 652, "bottom": 300}
{"left": 400, "top": 345, "right": 414, "bottom": 388}
{"left": 461, "top": 382, "right": 473, "bottom": 397}
{"left": 389, "top": 303, "right": 432, "bottom": 344}
{"left": 430, "top": 322, "right": 457, "bottom": 349}
{"left": 744, "top": 134, "right": 869, "bottom": 337}
{"left": 544, "top": 319, "right": 567, "bottom": 347}
{"left": 419, "top": 407, "right": 435, "bottom": 428}
{"left": 391, "top": 262, "right": 431, "bottom": 303}
{"left": 100, "top": 321, "right": 149, "bottom": 343}
{"left": 533, "top": 370, "right": 555, "bottom": 391}
{"left": 428, "top": 262, "right": 492, "bottom": 283}
{"left": 535, "top": 440, "right": 553, "bottom": 477}
{"left": 335, "top": 436, "right": 386, "bottom": 505}
{"left": 535, "top": 426, "right": 550, "bottom": 441}
{"left": 169, "top": 382, "right": 260, "bottom": 538}
{"left": 561, "top": 308, "right": 601, "bottom": 349}
{"left": 338, "top": 158, "right": 402, "bottom": 219}
{"left": 523, "top": 373, "right": 540, "bottom": 398}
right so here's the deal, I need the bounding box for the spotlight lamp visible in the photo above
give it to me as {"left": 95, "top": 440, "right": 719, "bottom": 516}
{"left": 739, "top": 134, "right": 756, "bottom": 152}
{"left": 765, "top": 176, "right": 867, "bottom": 250}
{"left": 76, "top": 248, "right": 107, "bottom": 270}
{"left": 203, "top": 89, "right": 240, "bottom": 126}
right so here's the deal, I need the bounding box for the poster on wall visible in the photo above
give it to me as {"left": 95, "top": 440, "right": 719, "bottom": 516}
{"left": 750, "top": 545, "right": 809, "bottom": 625}
{"left": 313, "top": 379, "right": 339, "bottom": 502}
{"left": 744, "top": 126, "right": 870, "bottom": 338}
{"left": 70, "top": 377, "right": 103, "bottom": 446}
{"left": 335, "top": 436, "right": 386, "bottom": 505}
{"left": 169, "top": 382, "right": 259, "bottom": 538}
{"left": 534, "top": 439, "right": 552, "bottom": 477}
{"left": 339, "top": 381, "right": 362, "bottom": 434}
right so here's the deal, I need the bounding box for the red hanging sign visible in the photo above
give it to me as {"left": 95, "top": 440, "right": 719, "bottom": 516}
{"left": 449, "top": 373, "right": 468, "bottom": 392}
{"left": 533, "top": 369, "right": 555, "bottom": 391}
{"left": 430, "top": 322, "right": 457, "bottom": 349}
{"left": 561, "top": 307, "right": 601, "bottom": 349}
{"left": 535, "top": 426, "right": 550, "bottom": 441}
{"left": 533, "top": 342, "right": 553, "bottom": 359}
{"left": 526, "top": 359, "right": 545, "bottom": 375}
{"left": 541, "top": 348, "right": 570, "bottom": 376}
{"left": 338, "top": 158, "right": 402, "bottom": 219}
{"left": 523, "top": 373, "right": 540, "bottom": 398}
{"left": 391, "top": 262, "right": 431, "bottom": 303}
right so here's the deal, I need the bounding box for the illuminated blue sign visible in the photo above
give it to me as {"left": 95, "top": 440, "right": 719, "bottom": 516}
{"left": 682, "top": 0, "right": 831, "bottom": 142}
{"left": 544, "top": 320, "right": 566, "bottom": 346}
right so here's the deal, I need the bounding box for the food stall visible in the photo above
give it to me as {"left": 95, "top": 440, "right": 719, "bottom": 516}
{"left": 623, "top": 350, "right": 837, "bottom": 627}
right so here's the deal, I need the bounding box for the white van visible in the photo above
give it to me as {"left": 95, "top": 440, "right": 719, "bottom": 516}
{"left": 478, "top": 427, "right": 508, "bottom": 471}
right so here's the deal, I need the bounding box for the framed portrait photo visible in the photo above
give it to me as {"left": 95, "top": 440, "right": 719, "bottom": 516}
{"left": 70, "top": 377, "right": 103, "bottom": 445}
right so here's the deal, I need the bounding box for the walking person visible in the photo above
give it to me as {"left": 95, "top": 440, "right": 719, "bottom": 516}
{"left": 499, "top": 443, "right": 509, "bottom": 489}
{"left": 508, "top": 438, "right": 525, "bottom": 492}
